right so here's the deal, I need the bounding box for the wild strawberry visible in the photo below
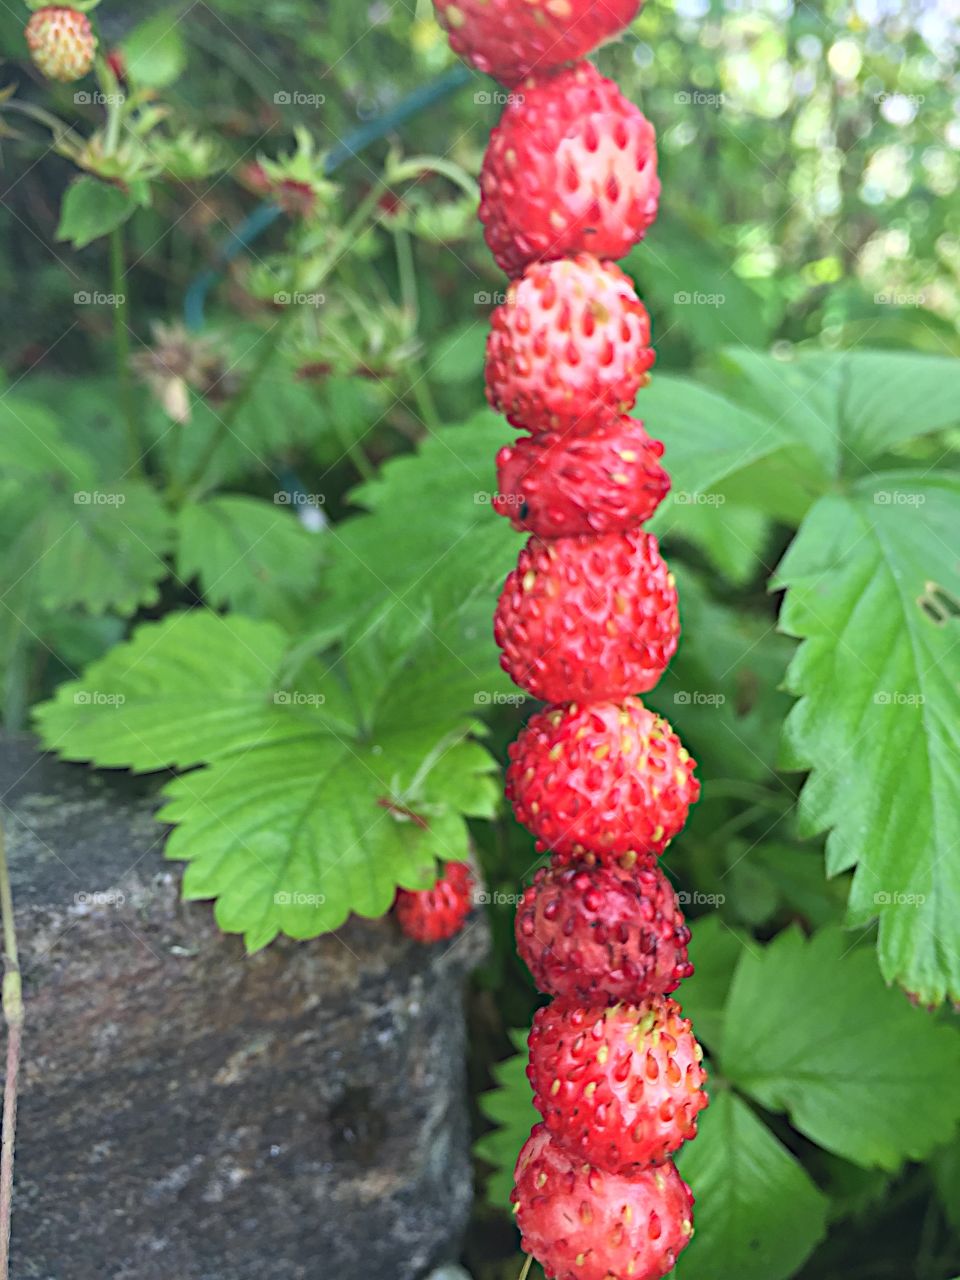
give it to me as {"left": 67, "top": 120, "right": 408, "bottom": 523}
{"left": 506, "top": 699, "right": 699, "bottom": 859}
{"left": 480, "top": 62, "right": 659, "bottom": 277}
{"left": 528, "top": 997, "right": 708, "bottom": 1173}
{"left": 515, "top": 859, "right": 693, "bottom": 1004}
{"left": 494, "top": 529, "right": 679, "bottom": 704}
{"left": 394, "top": 861, "right": 474, "bottom": 943}
{"left": 485, "top": 255, "right": 654, "bottom": 436}
{"left": 432, "top": 0, "right": 641, "bottom": 86}
{"left": 25, "top": 6, "right": 96, "bottom": 82}
{"left": 494, "top": 418, "right": 669, "bottom": 539}
{"left": 513, "top": 1123, "right": 694, "bottom": 1280}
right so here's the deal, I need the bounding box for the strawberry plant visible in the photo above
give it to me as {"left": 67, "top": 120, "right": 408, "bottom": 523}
{"left": 0, "top": 0, "right": 958, "bottom": 1277}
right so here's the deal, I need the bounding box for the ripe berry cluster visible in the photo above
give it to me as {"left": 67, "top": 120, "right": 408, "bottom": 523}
{"left": 431, "top": 3, "right": 708, "bottom": 1278}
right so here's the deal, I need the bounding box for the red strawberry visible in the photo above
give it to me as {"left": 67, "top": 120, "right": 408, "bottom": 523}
{"left": 394, "top": 861, "right": 474, "bottom": 943}
{"left": 494, "top": 529, "right": 679, "bottom": 704}
{"left": 528, "top": 997, "right": 708, "bottom": 1173}
{"left": 432, "top": 0, "right": 641, "bottom": 86}
{"left": 515, "top": 859, "right": 693, "bottom": 1004}
{"left": 494, "top": 418, "right": 669, "bottom": 539}
{"left": 480, "top": 62, "right": 660, "bottom": 277}
{"left": 506, "top": 699, "right": 699, "bottom": 859}
{"left": 485, "top": 255, "right": 654, "bottom": 436}
{"left": 513, "top": 1123, "right": 694, "bottom": 1280}
{"left": 25, "top": 6, "right": 96, "bottom": 82}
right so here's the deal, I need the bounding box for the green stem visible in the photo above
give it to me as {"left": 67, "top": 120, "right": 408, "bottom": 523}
{"left": 518, "top": 1255, "right": 534, "bottom": 1280}
{"left": 182, "top": 185, "right": 389, "bottom": 498}
{"left": 0, "top": 820, "right": 22, "bottom": 1280}
{"left": 392, "top": 227, "right": 442, "bottom": 432}
{"left": 387, "top": 155, "right": 479, "bottom": 202}
{"left": 110, "top": 227, "right": 140, "bottom": 475}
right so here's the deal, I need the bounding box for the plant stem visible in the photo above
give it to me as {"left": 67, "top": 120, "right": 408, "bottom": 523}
{"left": 110, "top": 227, "right": 139, "bottom": 475}
{"left": 518, "top": 1255, "right": 534, "bottom": 1280}
{"left": 182, "top": 186, "right": 389, "bottom": 498}
{"left": 392, "top": 227, "right": 442, "bottom": 432}
{"left": 0, "top": 820, "right": 22, "bottom": 1280}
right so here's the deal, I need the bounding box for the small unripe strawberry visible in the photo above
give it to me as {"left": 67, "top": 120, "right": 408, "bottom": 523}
{"left": 432, "top": 0, "right": 642, "bottom": 86}
{"left": 515, "top": 859, "right": 693, "bottom": 1004}
{"left": 480, "top": 62, "right": 660, "bottom": 277}
{"left": 494, "top": 418, "right": 669, "bottom": 539}
{"left": 513, "top": 1123, "right": 694, "bottom": 1280}
{"left": 25, "top": 6, "right": 97, "bottom": 82}
{"left": 528, "top": 997, "right": 708, "bottom": 1173}
{"left": 506, "top": 699, "right": 699, "bottom": 860}
{"left": 486, "top": 255, "right": 654, "bottom": 436}
{"left": 494, "top": 529, "right": 679, "bottom": 704}
{"left": 394, "top": 861, "right": 474, "bottom": 943}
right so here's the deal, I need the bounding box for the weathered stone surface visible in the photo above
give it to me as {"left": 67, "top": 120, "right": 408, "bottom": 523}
{"left": 0, "top": 736, "right": 487, "bottom": 1280}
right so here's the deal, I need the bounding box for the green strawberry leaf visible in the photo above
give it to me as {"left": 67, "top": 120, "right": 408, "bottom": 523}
{"left": 716, "top": 348, "right": 960, "bottom": 479}
{"left": 672, "top": 913, "right": 748, "bottom": 1055}
{"left": 675, "top": 1090, "right": 828, "bottom": 1280}
{"left": 475, "top": 1030, "right": 537, "bottom": 1209}
{"left": 57, "top": 177, "right": 136, "bottom": 248}
{"left": 774, "top": 473, "right": 960, "bottom": 1005}
{"left": 33, "top": 611, "right": 319, "bottom": 769}
{"left": 176, "top": 494, "right": 326, "bottom": 626}
{"left": 35, "top": 480, "right": 173, "bottom": 614}
{"left": 719, "top": 926, "right": 960, "bottom": 1169}
{"left": 34, "top": 607, "right": 499, "bottom": 949}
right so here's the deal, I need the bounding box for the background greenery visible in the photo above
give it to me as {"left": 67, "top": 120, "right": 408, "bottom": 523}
{"left": 1, "top": 0, "right": 959, "bottom": 1276}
